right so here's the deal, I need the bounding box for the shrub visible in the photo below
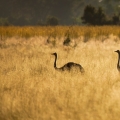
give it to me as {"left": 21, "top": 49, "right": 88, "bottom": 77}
{"left": 46, "top": 16, "right": 59, "bottom": 26}
{"left": 0, "top": 18, "right": 10, "bottom": 26}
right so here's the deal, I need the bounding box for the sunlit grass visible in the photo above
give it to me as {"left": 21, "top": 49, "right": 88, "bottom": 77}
{"left": 0, "top": 26, "right": 120, "bottom": 120}
{"left": 0, "top": 26, "right": 120, "bottom": 40}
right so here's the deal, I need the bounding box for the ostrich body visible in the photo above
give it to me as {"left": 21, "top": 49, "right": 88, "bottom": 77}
{"left": 51, "top": 52, "right": 84, "bottom": 73}
{"left": 115, "top": 50, "right": 120, "bottom": 72}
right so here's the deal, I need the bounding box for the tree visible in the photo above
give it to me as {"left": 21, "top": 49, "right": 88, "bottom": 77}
{"left": 81, "top": 5, "right": 106, "bottom": 25}
{"left": 81, "top": 5, "right": 96, "bottom": 25}
{"left": 112, "top": 14, "right": 120, "bottom": 25}
{"left": 95, "top": 7, "right": 106, "bottom": 25}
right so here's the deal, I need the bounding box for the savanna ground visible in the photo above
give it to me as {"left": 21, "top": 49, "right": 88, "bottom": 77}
{"left": 0, "top": 26, "right": 120, "bottom": 120}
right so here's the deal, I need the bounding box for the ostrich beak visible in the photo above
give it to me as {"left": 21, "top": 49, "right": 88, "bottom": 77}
{"left": 51, "top": 53, "right": 56, "bottom": 55}
{"left": 115, "top": 50, "right": 119, "bottom": 53}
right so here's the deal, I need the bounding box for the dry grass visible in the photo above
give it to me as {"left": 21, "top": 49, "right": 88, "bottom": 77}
{"left": 0, "top": 26, "right": 120, "bottom": 120}
{"left": 0, "top": 26, "right": 120, "bottom": 39}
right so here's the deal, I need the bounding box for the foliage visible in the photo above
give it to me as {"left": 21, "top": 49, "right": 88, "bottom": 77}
{"left": 95, "top": 7, "right": 106, "bottom": 25}
{"left": 81, "top": 5, "right": 96, "bottom": 25}
{"left": 46, "top": 16, "right": 59, "bottom": 26}
{"left": 0, "top": 0, "right": 120, "bottom": 25}
{"left": 81, "top": 5, "right": 107, "bottom": 25}
{"left": 81, "top": 5, "right": 120, "bottom": 25}
{"left": 112, "top": 14, "right": 120, "bottom": 25}
{"left": 0, "top": 18, "right": 10, "bottom": 26}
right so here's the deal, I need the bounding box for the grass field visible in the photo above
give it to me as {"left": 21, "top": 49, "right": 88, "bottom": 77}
{"left": 0, "top": 26, "right": 120, "bottom": 120}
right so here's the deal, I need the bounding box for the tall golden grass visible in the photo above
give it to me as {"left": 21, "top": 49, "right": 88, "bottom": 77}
{"left": 0, "top": 26, "right": 120, "bottom": 39}
{"left": 0, "top": 26, "right": 120, "bottom": 120}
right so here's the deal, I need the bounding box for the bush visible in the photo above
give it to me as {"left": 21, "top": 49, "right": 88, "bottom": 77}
{"left": 46, "top": 16, "right": 59, "bottom": 26}
{"left": 0, "top": 18, "right": 10, "bottom": 26}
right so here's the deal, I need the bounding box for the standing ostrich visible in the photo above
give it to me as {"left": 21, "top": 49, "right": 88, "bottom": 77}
{"left": 51, "top": 52, "right": 85, "bottom": 73}
{"left": 115, "top": 50, "right": 120, "bottom": 72}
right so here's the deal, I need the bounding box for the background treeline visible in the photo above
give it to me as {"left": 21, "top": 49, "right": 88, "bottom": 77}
{"left": 0, "top": 0, "right": 120, "bottom": 26}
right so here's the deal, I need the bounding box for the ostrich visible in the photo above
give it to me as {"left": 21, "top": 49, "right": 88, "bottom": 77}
{"left": 51, "top": 52, "right": 85, "bottom": 73}
{"left": 115, "top": 50, "right": 120, "bottom": 72}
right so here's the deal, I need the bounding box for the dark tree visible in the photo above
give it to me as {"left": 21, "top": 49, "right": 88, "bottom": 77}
{"left": 81, "top": 5, "right": 107, "bottom": 25}
{"left": 112, "top": 14, "right": 120, "bottom": 25}
{"left": 95, "top": 7, "right": 106, "bottom": 25}
{"left": 81, "top": 5, "right": 96, "bottom": 25}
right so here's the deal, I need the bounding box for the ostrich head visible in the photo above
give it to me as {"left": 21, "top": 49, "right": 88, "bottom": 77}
{"left": 51, "top": 52, "right": 57, "bottom": 56}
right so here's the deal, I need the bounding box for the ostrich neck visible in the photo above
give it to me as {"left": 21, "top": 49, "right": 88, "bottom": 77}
{"left": 54, "top": 55, "right": 57, "bottom": 69}
{"left": 117, "top": 53, "right": 120, "bottom": 67}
